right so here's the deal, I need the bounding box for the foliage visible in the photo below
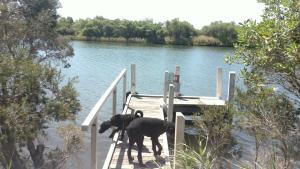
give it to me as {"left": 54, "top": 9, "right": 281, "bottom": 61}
{"left": 200, "top": 21, "right": 238, "bottom": 46}
{"left": 165, "top": 18, "right": 197, "bottom": 45}
{"left": 235, "top": 87, "right": 300, "bottom": 168}
{"left": 176, "top": 106, "right": 235, "bottom": 168}
{"left": 227, "top": 0, "right": 300, "bottom": 168}
{"left": 227, "top": 0, "right": 300, "bottom": 103}
{"left": 0, "top": 0, "right": 80, "bottom": 168}
{"left": 57, "top": 17, "right": 75, "bottom": 35}
{"left": 192, "top": 35, "right": 222, "bottom": 46}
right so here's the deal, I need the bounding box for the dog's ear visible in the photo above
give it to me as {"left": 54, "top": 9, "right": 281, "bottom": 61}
{"left": 111, "top": 114, "right": 122, "bottom": 123}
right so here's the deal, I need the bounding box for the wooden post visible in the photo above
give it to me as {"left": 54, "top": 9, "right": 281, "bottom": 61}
{"left": 216, "top": 67, "right": 223, "bottom": 98}
{"left": 169, "top": 72, "right": 174, "bottom": 86}
{"left": 112, "top": 88, "right": 117, "bottom": 116}
{"left": 91, "top": 118, "right": 97, "bottom": 169}
{"left": 163, "top": 71, "right": 169, "bottom": 103}
{"left": 174, "top": 112, "right": 185, "bottom": 169}
{"left": 167, "top": 84, "right": 174, "bottom": 122}
{"left": 123, "top": 74, "right": 126, "bottom": 106}
{"left": 174, "top": 66, "right": 181, "bottom": 96}
{"left": 131, "top": 64, "right": 136, "bottom": 94}
{"left": 227, "top": 71, "right": 236, "bottom": 103}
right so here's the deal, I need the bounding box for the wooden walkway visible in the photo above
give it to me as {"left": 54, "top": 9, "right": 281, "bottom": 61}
{"left": 106, "top": 95, "right": 171, "bottom": 169}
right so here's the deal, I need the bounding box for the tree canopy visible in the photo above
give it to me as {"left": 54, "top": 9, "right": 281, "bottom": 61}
{"left": 57, "top": 16, "right": 238, "bottom": 46}
{"left": 0, "top": 0, "right": 80, "bottom": 168}
{"left": 200, "top": 21, "right": 238, "bottom": 46}
{"left": 228, "top": 0, "right": 300, "bottom": 167}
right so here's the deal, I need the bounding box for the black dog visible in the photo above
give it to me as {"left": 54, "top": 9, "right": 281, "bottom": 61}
{"left": 126, "top": 117, "right": 175, "bottom": 167}
{"left": 98, "top": 110, "right": 143, "bottom": 140}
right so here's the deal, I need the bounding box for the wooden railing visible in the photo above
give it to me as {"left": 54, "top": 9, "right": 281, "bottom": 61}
{"left": 81, "top": 69, "right": 127, "bottom": 169}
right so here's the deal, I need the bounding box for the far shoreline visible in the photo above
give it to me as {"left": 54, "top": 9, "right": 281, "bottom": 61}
{"left": 65, "top": 35, "right": 234, "bottom": 48}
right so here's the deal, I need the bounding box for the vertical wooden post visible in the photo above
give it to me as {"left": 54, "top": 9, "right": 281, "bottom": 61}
{"left": 131, "top": 64, "right": 136, "bottom": 94}
{"left": 174, "top": 65, "right": 181, "bottom": 96}
{"left": 167, "top": 84, "right": 174, "bottom": 122}
{"left": 112, "top": 88, "right": 117, "bottom": 116}
{"left": 174, "top": 112, "right": 185, "bottom": 169}
{"left": 227, "top": 71, "right": 236, "bottom": 103}
{"left": 216, "top": 67, "right": 223, "bottom": 98}
{"left": 169, "top": 72, "right": 174, "bottom": 86}
{"left": 123, "top": 74, "right": 126, "bottom": 106}
{"left": 91, "top": 118, "right": 97, "bottom": 169}
{"left": 163, "top": 71, "right": 169, "bottom": 103}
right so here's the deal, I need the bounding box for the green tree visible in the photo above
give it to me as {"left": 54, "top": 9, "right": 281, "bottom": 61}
{"left": 201, "top": 21, "right": 237, "bottom": 46}
{"left": 0, "top": 0, "right": 80, "bottom": 168}
{"left": 166, "top": 18, "right": 197, "bottom": 45}
{"left": 228, "top": 0, "right": 300, "bottom": 168}
{"left": 57, "top": 17, "right": 75, "bottom": 35}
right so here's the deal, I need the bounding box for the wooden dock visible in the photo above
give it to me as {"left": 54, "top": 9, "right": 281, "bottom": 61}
{"left": 106, "top": 95, "right": 170, "bottom": 169}
{"left": 81, "top": 64, "right": 236, "bottom": 169}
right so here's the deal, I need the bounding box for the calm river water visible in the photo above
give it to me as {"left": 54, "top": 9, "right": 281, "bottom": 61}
{"left": 50, "top": 41, "right": 246, "bottom": 168}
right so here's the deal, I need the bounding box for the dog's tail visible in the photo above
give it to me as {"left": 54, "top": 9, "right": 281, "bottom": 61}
{"left": 134, "top": 110, "right": 144, "bottom": 118}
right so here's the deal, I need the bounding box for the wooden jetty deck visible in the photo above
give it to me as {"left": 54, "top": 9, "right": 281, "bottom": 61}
{"left": 81, "top": 64, "right": 236, "bottom": 169}
{"left": 107, "top": 95, "right": 170, "bottom": 169}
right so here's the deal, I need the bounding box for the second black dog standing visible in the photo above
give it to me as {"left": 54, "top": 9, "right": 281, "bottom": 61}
{"left": 98, "top": 110, "right": 143, "bottom": 140}
{"left": 126, "top": 117, "right": 175, "bottom": 167}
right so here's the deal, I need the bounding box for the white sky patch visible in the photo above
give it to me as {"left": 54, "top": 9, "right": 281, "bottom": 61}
{"left": 58, "top": 0, "right": 265, "bottom": 29}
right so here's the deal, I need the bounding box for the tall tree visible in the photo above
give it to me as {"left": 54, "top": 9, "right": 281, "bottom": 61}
{"left": 229, "top": 0, "right": 300, "bottom": 103}
{"left": 0, "top": 0, "right": 80, "bottom": 168}
{"left": 228, "top": 0, "right": 300, "bottom": 167}
{"left": 166, "top": 18, "right": 196, "bottom": 45}
{"left": 201, "top": 21, "right": 237, "bottom": 46}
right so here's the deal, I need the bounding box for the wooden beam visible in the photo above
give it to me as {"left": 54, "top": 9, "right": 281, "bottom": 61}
{"left": 131, "top": 64, "right": 136, "bottom": 94}
{"left": 167, "top": 84, "right": 174, "bottom": 122}
{"left": 123, "top": 74, "right": 126, "bottom": 107}
{"left": 91, "top": 118, "right": 97, "bottom": 169}
{"left": 174, "top": 112, "right": 185, "bottom": 169}
{"left": 227, "top": 71, "right": 236, "bottom": 103}
{"left": 216, "top": 67, "right": 223, "bottom": 98}
{"left": 112, "top": 88, "right": 117, "bottom": 116}
{"left": 163, "top": 71, "right": 169, "bottom": 103}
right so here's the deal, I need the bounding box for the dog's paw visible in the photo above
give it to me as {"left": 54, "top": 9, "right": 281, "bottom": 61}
{"left": 139, "top": 163, "right": 146, "bottom": 168}
{"left": 128, "top": 156, "right": 134, "bottom": 163}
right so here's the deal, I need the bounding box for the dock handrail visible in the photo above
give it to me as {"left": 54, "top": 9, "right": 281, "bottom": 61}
{"left": 81, "top": 69, "right": 127, "bottom": 169}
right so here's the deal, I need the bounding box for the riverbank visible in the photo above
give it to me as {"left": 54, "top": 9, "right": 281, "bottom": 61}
{"left": 64, "top": 35, "right": 233, "bottom": 47}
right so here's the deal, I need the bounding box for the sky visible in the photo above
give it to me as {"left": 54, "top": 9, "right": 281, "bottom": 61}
{"left": 58, "top": 0, "right": 265, "bottom": 29}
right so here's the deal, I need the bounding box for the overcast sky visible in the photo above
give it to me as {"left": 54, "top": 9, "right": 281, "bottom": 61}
{"left": 58, "top": 0, "right": 265, "bottom": 29}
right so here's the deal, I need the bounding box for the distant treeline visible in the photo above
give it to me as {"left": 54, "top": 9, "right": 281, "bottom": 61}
{"left": 57, "top": 16, "right": 238, "bottom": 47}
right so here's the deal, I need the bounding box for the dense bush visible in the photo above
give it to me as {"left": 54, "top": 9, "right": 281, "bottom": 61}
{"left": 57, "top": 17, "right": 238, "bottom": 46}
